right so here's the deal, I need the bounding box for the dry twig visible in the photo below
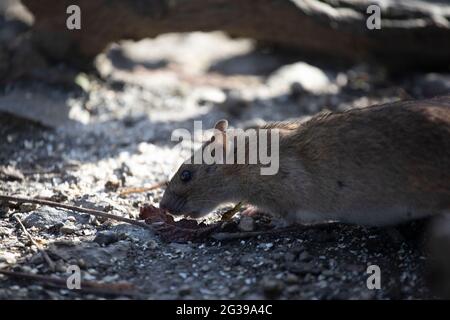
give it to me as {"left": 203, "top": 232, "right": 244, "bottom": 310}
{"left": 13, "top": 215, "right": 55, "bottom": 271}
{"left": 0, "top": 194, "right": 152, "bottom": 230}
{"left": 119, "top": 181, "right": 167, "bottom": 196}
{"left": 211, "top": 226, "right": 302, "bottom": 241}
{"left": 0, "top": 269, "right": 136, "bottom": 296}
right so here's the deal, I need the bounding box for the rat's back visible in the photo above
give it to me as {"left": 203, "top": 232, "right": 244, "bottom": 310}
{"left": 283, "top": 96, "right": 450, "bottom": 226}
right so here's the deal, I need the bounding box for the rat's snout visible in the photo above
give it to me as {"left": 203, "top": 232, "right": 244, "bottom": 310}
{"left": 160, "top": 190, "right": 186, "bottom": 216}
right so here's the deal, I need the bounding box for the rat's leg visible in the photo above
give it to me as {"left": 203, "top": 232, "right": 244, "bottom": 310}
{"left": 242, "top": 206, "right": 293, "bottom": 228}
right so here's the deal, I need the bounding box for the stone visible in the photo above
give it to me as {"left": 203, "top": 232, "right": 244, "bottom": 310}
{"left": 169, "top": 243, "right": 193, "bottom": 254}
{"left": 72, "top": 196, "right": 113, "bottom": 212}
{"left": 110, "top": 223, "right": 155, "bottom": 243}
{"left": 286, "top": 285, "right": 300, "bottom": 294}
{"left": 60, "top": 224, "right": 77, "bottom": 234}
{"left": 0, "top": 89, "right": 73, "bottom": 127}
{"left": 23, "top": 206, "right": 75, "bottom": 230}
{"left": 415, "top": 73, "right": 450, "bottom": 97}
{"left": 178, "top": 285, "right": 192, "bottom": 296}
{"left": 104, "top": 179, "right": 120, "bottom": 192}
{"left": 290, "top": 82, "right": 307, "bottom": 99}
{"left": 261, "top": 277, "right": 284, "bottom": 299}
{"left": 0, "top": 251, "right": 17, "bottom": 264}
{"left": 48, "top": 241, "right": 131, "bottom": 268}
{"left": 238, "top": 216, "right": 255, "bottom": 232}
{"left": 93, "top": 230, "right": 120, "bottom": 246}
{"left": 0, "top": 165, "right": 24, "bottom": 181}
{"left": 0, "top": 227, "right": 13, "bottom": 237}
{"left": 284, "top": 252, "right": 296, "bottom": 263}
{"left": 267, "top": 62, "right": 334, "bottom": 94}
{"left": 286, "top": 262, "right": 320, "bottom": 275}
{"left": 217, "top": 91, "right": 250, "bottom": 117}
{"left": 298, "top": 251, "right": 312, "bottom": 262}
{"left": 285, "top": 273, "right": 299, "bottom": 284}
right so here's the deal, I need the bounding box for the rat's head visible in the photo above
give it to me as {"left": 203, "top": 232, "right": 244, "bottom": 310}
{"left": 160, "top": 119, "right": 239, "bottom": 218}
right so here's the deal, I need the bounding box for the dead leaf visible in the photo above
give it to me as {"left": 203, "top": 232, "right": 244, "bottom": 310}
{"left": 139, "top": 205, "right": 221, "bottom": 242}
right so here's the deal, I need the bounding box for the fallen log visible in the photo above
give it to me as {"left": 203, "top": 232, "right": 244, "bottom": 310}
{"left": 21, "top": 0, "right": 450, "bottom": 70}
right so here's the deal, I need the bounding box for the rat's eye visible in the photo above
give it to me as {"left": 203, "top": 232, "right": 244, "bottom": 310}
{"left": 180, "top": 170, "right": 192, "bottom": 182}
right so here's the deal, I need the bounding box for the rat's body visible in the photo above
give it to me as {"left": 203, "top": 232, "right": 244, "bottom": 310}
{"left": 161, "top": 96, "right": 450, "bottom": 226}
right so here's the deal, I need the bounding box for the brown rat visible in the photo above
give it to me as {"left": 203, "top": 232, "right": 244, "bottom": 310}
{"left": 160, "top": 95, "right": 450, "bottom": 226}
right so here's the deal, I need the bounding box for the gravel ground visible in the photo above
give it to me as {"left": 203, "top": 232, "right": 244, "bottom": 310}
{"left": 0, "top": 32, "right": 448, "bottom": 299}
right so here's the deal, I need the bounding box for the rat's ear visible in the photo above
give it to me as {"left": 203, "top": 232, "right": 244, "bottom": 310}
{"left": 211, "top": 119, "right": 230, "bottom": 154}
{"left": 214, "top": 119, "right": 228, "bottom": 132}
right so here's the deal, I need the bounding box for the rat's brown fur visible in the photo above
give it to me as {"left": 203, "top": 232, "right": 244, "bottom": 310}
{"left": 161, "top": 96, "right": 450, "bottom": 226}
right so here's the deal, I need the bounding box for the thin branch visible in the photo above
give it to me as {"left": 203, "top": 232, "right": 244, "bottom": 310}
{"left": 0, "top": 194, "right": 152, "bottom": 230}
{"left": 13, "top": 214, "right": 55, "bottom": 271}
{"left": 211, "top": 225, "right": 321, "bottom": 241}
{"left": 119, "top": 181, "right": 168, "bottom": 196}
{"left": 0, "top": 269, "right": 137, "bottom": 296}
{"left": 221, "top": 202, "right": 243, "bottom": 221}
{"left": 211, "top": 230, "right": 279, "bottom": 241}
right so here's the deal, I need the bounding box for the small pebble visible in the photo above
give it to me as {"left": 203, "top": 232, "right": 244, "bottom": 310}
{"left": 261, "top": 278, "right": 283, "bottom": 299}
{"left": 94, "top": 231, "right": 119, "bottom": 246}
{"left": 178, "top": 285, "right": 191, "bottom": 296}
{"left": 60, "top": 224, "right": 77, "bottom": 234}
{"left": 0, "top": 252, "right": 17, "bottom": 264}
{"left": 238, "top": 216, "right": 255, "bottom": 232}
{"left": 285, "top": 273, "right": 299, "bottom": 284}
